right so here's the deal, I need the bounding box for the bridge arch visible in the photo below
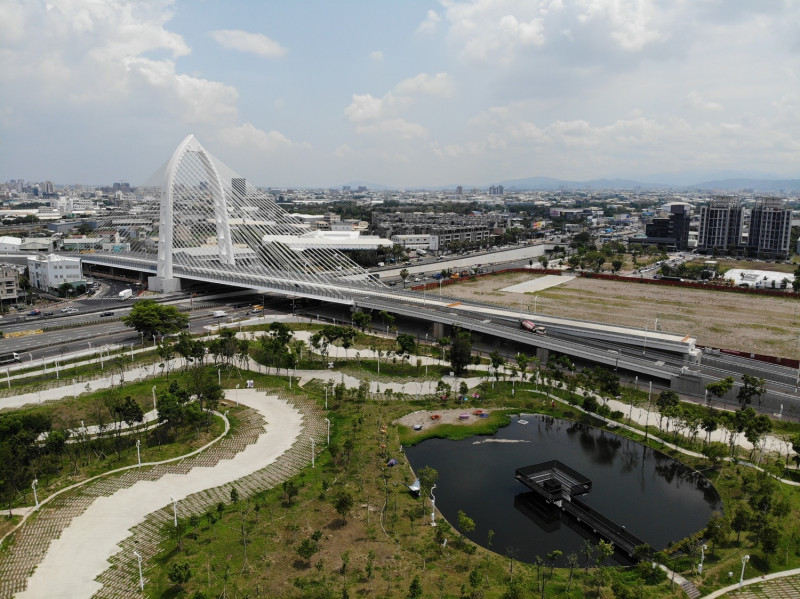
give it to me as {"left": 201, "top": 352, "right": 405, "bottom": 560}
{"left": 152, "top": 134, "right": 235, "bottom": 292}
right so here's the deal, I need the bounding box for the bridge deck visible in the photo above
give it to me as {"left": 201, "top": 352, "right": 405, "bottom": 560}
{"left": 563, "top": 497, "right": 648, "bottom": 556}
{"left": 516, "top": 461, "right": 648, "bottom": 556}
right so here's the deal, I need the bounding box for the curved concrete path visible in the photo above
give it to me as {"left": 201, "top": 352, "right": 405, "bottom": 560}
{"left": 16, "top": 389, "right": 302, "bottom": 599}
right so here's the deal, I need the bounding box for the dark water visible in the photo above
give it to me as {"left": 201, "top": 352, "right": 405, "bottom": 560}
{"left": 404, "top": 414, "right": 721, "bottom": 565}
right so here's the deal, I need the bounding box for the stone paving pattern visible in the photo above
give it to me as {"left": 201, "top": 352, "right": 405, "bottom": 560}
{"left": 716, "top": 574, "right": 800, "bottom": 598}
{"left": 0, "top": 391, "right": 323, "bottom": 599}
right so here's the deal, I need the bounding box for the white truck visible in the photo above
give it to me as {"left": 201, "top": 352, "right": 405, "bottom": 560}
{"left": 0, "top": 352, "right": 20, "bottom": 364}
{"left": 212, "top": 310, "right": 228, "bottom": 318}
{"left": 118, "top": 288, "right": 133, "bottom": 301}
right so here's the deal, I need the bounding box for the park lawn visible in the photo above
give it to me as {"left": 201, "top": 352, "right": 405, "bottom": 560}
{"left": 147, "top": 385, "right": 683, "bottom": 598}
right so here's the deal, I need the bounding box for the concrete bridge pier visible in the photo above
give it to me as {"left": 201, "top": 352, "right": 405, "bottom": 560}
{"left": 536, "top": 346, "right": 549, "bottom": 367}
{"left": 148, "top": 276, "right": 182, "bottom": 293}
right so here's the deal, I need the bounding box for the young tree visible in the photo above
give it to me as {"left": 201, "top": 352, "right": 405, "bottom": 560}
{"left": 450, "top": 330, "right": 473, "bottom": 376}
{"left": 417, "top": 466, "right": 439, "bottom": 515}
{"left": 297, "top": 538, "right": 319, "bottom": 564}
{"left": 457, "top": 509, "right": 476, "bottom": 547}
{"left": 167, "top": 562, "right": 191, "bottom": 589}
{"left": 333, "top": 490, "right": 354, "bottom": 524}
{"left": 731, "top": 504, "right": 751, "bottom": 543}
{"left": 396, "top": 334, "right": 416, "bottom": 361}
{"left": 489, "top": 350, "right": 506, "bottom": 383}
{"left": 122, "top": 300, "right": 189, "bottom": 340}
{"left": 738, "top": 373, "right": 766, "bottom": 407}
{"left": 705, "top": 376, "right": 734, "bottom": 405}
{"left": 655, "top": 390, "right": 680, "bottom": 432}
{"left": 352, "top": 311, "right": 372, "bottom": 332}
{"left": 436, "top": 336, "right": 450, "bottom": 361}
{"left": 407, "top": 575, "right": 423, "bottom": 599}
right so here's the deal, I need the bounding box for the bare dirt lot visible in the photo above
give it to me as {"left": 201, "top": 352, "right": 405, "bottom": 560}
{"left": 440, "top": 271, "right": 800, "bottom": 358}
{"left": 396, "top": 408, "right": 494, "bottom": 429}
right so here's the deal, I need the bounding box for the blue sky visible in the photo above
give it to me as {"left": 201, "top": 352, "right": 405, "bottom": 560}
{"left": 2, "top": 0, "right": 800, "bottom": 188}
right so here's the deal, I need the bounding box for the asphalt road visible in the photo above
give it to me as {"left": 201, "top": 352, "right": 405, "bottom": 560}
{"left": 0, "top": 300, "right": 275, "bottom": 364}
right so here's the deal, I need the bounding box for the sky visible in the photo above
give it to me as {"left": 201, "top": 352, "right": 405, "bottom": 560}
{"left": 1, "top": 0, "right": 800, "bottom": 189}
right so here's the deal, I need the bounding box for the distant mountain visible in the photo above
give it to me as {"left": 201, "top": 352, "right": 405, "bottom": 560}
{"left": 498, "top": 176, "right": 664, "bottom": 191}
{"left": 687, "top": 178, "right": 800, "bottom": 192}
{"left": 495, "top": 176, "right": 800, "bottom": 192}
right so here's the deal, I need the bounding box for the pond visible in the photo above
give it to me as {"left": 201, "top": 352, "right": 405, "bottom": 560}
{"left": 404, "top": 414, "right": 721, "bottom": 565}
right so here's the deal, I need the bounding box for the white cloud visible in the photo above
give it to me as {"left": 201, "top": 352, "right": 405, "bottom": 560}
{"left": 218, "top": 122, "right": 310, "bottom": 151}
{"left": 344, "top": 94, "right": 386, "bottom": 123}
{"left": 370, "top": 50, "right": 384, "bottom": 61}
{"left": 210, "top": 29, "right": 287, "bottom": 58}
{"left": 124, "top": 57, "right": 238, "bottom": 125}
{"left": 686, "top": 91, "right": 724, "bottom": 112}
{"left": 439, "top": 0, "right": 670, "bottom": 65}
{"left": 395, "top": 72, "right": 454, "bottom": 97}
{"left": 415, "top": 9, "right": 441, "bottom": 35}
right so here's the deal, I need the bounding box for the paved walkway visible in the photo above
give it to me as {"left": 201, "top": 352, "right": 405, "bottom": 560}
{"left": 14, "top": 390, "right": 303, "bottom": 599}
{"left": 702, "top": 570, "right": 800, "bottom": 598}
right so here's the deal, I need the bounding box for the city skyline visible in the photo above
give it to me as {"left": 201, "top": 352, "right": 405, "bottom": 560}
{"left": 2, "top": 1, "right": 800, "bottom": 188}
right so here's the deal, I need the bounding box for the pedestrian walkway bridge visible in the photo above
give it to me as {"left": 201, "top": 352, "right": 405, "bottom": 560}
{"left": 516, "top": 461, "right": 649, "bottom": 556}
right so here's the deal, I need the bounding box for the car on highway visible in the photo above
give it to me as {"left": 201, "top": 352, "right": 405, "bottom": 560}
{"left": 62, "top": 307, "right": 79, "bottom": 314}
{"left": 28, "top": 309, "right": 40, "bottom": 316}
{"left": 43, "top": 311, "right": 54, "bottom": 316}
{"left": 100, "top": 311, "right": 114, "bottom": 317}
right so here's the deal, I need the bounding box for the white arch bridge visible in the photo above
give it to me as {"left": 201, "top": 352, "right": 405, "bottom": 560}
{"left": 73, "top": 135, "right": 697, "bottom": 377}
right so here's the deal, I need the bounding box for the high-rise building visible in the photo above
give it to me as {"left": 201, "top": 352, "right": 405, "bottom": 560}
{"left": 747, "top": 197, "right": 791, "bottom": 259}
{"left": 642, "top": 204, "right": 691, "bottom": 250}
{"left": 697, "top": 196, "right": 744, "bottom": 255}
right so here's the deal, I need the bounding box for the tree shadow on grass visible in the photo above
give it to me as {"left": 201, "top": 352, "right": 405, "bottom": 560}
{"left": 325, "top": 518, "right": 347, "bottom": 531}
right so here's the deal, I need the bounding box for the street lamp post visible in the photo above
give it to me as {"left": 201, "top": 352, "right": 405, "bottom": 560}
{"left": 235, "top": 383, "right": 239, "bottom": 406}
{"left": 133, "top": 551, "right": 143, "bottom": 591}
{"left": 324, "top": 385, "right": 328, "bottom": 410}
{"left": 430, "top": 484, "right": 437, "bottom": 526}
{"left": 32, "top": 478, "right": 39, "bottom": 508}
{"left": 325, "top": 417, "right": 330, "bottom": 444}
{"left": 739, "top": 555, "right": 749, "bottom": 589}
{"left": 72, "top": 378, "right": 76, "bottom": 398}
{"left": 698, "top": 544, "right": 707, "bottom": 574}
{"left": 136, "top": 439, "right": 141, "bottom": 467}
{"left": 310, "top": 438, "right": 316, "bottom": 468}
{"left": 171, "top": 496, "right": 178, "bottom": 528}
{"left": 217, "top": 368, "right": 221, "bottom": 385}
{"left": 152, "top": 386, "right": 157, "bottom": 411}
{"left": 644, "top": 381, "right": 652, "bottom": 441}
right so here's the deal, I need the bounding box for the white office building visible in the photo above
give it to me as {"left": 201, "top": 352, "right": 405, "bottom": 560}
{"left": 27, "top": 254, "right": 83, "bottom": 292}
